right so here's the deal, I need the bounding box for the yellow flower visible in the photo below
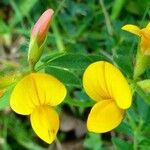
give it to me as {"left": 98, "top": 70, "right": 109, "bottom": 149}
{"left": 10, "top": 73, "right": 67, "bottom": 144}
{"left": 122, "top": 23, "right": 150, "bottom": 55}
{"left": 83, "top": 61, "right": 132, "bottom": 133}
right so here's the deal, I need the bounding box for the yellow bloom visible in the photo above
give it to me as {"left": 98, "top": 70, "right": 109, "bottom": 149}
{"left": 122, "top": 23, "right": 150, "bottom": 55}
{"left": 83, "top": 61, "right": 132, "bottom": 133}
{"left": 10, "top": 73, "right": 67, "bottom": 144}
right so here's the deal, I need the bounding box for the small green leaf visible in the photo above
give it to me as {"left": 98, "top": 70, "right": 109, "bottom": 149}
{"left": 45, "top": 66, "right": 81, "bottom": 87}
{"left": 0, "top": 19, "right": 10, "bottom": 34}
{"left": 41, "top": 52, "right": 64, "bottom": 63}
{"left": 112, "top": 137, "right": 133, "bottom": 150}
{"left": 84, "top": 133, "right": 102, "bottom": 150}
{"left": 65, "top": 97, "right": 95, "bottom": 108}
{"left": 44, "top": 53, "right": 92, "bottom": 70}
{"left": 137, "top": 79, "right": 150, "bottom": 93}
{"left": 0, "top": 86, "right": 13, "bottom": 110}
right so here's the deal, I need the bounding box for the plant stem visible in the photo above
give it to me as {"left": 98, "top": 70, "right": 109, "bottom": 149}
{"left": 51, "top": 18, "right": 65, "bottom": 52}
{"left": 133, "top": 131, "right": 138, "bottom": 150}
{"left": 99, "top": 0, "right": 113, "bottom": 35}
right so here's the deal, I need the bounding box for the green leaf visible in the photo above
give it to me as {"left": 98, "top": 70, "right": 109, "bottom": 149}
{"left": 84, "top": 133, "right": 102, "bottom": 150}
{"left": 45, "top": 66, "right": 81, "bottom": 87}
{"left": 133, "top": 82, "right": 150, "bottom": 106}
{"left": 44, "top": 53, "right": 92, "bottom": 70}
{"left": 112, "top": 137, "right": 133, "bottom": 150}
{"left": 10, "top": 0, "right": 38, "bottom": 26}
{"left": 116, "top": 122, "right": 133, "bottom": 136}
{"left": 111, "top": 0, "right": 126, "bottom": 20}
{"left": 41, "top": 52, "right": 65, "bottom": 63}
{"left": 65, "top": 97, "right": 95, "bottom": 108}
{"left": 0, "top": 19, "right": 10, "bottom": 34}
{"left": 0, "top": 86, "right": 13, "bottom": 110}
{"left": 137, "top": 79, "right": 150, "bottom": 93}
{"left": 113, "top": 54, "right": 133, "bottom": 78}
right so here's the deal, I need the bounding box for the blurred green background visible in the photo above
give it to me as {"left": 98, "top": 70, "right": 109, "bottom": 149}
{"left": 1, "top": 0, "right": 150, "bottom": 149}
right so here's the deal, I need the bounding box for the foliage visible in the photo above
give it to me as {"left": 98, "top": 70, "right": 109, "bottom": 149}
{"left": 1, "top": 0, "right": 150, "bottom": 149}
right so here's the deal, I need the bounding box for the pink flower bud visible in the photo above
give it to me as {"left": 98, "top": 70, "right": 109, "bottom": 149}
{"left": 28, "top": 9, "right": 54, "bottom": 68}
{"left": 32, "top": 9, "right": 54, "bottom": 46}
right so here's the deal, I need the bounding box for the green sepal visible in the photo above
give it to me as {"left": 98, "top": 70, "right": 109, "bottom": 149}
{"left": 28, "top": 36, "right": 46, "bottom": 70}
{"left": 133, "top": 46, "right": 150, "bottom": 80}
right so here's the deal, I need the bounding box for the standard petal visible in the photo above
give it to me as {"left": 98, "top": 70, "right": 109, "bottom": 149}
{"left": 87, "top": 100, "right": 124, "bottom": 133}
{"left": 30, "top": 105, "right": 59, "bottom": 144}
{"left": 10, "top": 73, "right": 66, "bottom": 115}
{"left": 83, "top": 61, "right": 111, "bottom": 102}
{"left": 104, "top": 62, "right": 132, "bottom": 109}
{"left": 10, "top": 74, "right": 38, "bottom": 115}
{"left": 83, "top": 61, "right": 132, "bottom": 108}
{"left": 30, "top": 73, "right": 67, "bottom": 106}
{"left": 121, "top": 24, "right": 141, "bottom": 36}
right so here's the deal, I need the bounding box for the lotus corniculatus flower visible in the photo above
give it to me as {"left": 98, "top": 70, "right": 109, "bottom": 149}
{"left": 83, "top": 61, "right": 132, "bottom": 133}
{"left": 122, "top": 23, "right": 150, "bottom": 55}
{"left": 10, "top": 73, "right": 66, "bottom": 144}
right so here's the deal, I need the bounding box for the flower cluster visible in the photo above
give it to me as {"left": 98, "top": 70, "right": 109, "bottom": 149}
{"left": 8, "top": 9, "right": 134, "bottom": 144}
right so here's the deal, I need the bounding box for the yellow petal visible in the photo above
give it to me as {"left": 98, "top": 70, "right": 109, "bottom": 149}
{"left": 10, "top": 75, "right": 35, "bottom": 115}
{"left": 30, "top": 105, "right": 59, "bottom": 144}
{"left": 83, "top": 61, "right": 132, "bottom": 109}
{"left": 87, "top": 100, "right": 124, "bottom": 133}
{"left": 104, "top": 62, "right": 132, "bottom": 109}
{"left": 138, "top": 24, "right": 150, "bottom": 55}
{"left": 83, "top": 61, "right": 110, "bottom": 102}
{"left": 10, "top": 73, "right": 66, "bottom": 115}
{"left": 121, "top": 24, "right": 141, "bottom": 36}
{"left": 30, "top": 73, "right": 67, "bottom": 106}
{"left": 140, "top": 36, "right": 150, "bottom": 55}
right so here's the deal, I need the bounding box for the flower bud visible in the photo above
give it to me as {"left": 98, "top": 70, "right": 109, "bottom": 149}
{"left": 28, "top": 9, "right": 54, "bottom": 68}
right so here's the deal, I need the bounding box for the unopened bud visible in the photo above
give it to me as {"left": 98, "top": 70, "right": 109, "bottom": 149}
{"left": 28, "top": 9, "right": 54, "bottom": 68}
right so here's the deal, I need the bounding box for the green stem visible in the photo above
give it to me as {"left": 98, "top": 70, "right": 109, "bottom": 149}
{"left": 51, "top": 18, "right": 65, "bottom": 52}
{"left": 53, "top": 0, "right": 66, "bottom": 18}
{"left": 99, "top": 0, "right": 113, "bottom": 35}
{"left": 133, "top": 131, "right": 138, "bottom": 150}
{"left": 126, "top": 112, "right": 138, "bottom": 150}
